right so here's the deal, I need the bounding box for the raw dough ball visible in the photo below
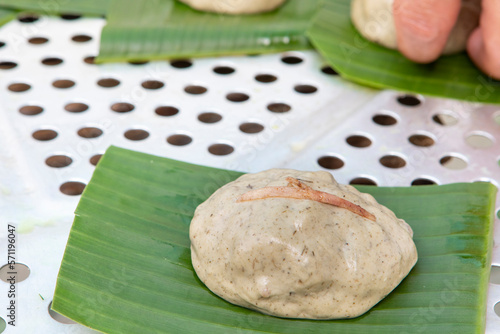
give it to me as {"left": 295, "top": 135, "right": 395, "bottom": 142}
{"left": 190, "top": 169, "right": 418, "bottom": 319}
{"left": 351, "top": 0, "right": 481, "bottom": 55}
{"left": 179, "top": 0, "right": 287, "bottom": 15}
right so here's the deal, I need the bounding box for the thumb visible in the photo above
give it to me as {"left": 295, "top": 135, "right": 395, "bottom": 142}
{"left": 467, "top": 0, "right": 500, "bottom": 79}
{"left": 393, "top": 0, "right": 461, "bottom": 63}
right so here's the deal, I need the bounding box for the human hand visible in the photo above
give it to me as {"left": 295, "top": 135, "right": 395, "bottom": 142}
{"left": 393, "top": 0, "right": 500, "bottom": 79}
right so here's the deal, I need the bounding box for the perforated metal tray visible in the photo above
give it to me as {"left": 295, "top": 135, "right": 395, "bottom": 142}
{"left": 0, "top": 15, "right": 499, "bottom": 333}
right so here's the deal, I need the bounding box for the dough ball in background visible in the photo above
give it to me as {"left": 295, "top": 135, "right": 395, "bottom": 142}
{"left": 351, "top": 0, "right": 481, "bottom": 55}
{"left": 190, "top": 169, "right": 418, "bottom": 319}
{"left": 179, "top": 0, "right": 287, "bottom": 15}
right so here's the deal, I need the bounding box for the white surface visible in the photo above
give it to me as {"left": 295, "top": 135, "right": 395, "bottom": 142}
{"left": 0, "top": 15, "right": 498, "bottom": 333}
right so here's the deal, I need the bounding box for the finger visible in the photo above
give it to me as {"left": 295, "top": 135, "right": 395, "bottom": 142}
{"left": 393, "top": 0, "right": 461, "bottom": 63}
{"left": 467, "top": 0, "right": 500, "bottom": 79}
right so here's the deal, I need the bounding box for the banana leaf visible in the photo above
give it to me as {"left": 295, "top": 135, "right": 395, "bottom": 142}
{"left": 96, "top": 0, "right": 317, "bottom": 62}
{"left": 0, "top": 0, "right": 109, "bottom": 16}
{"left": 52, "top": 146, "right": 496, "bottom": 334}
{"left": 307, "top": 0, "right": 500, "bottom": 104}
{"left": 0, "top": 7, "right": 15, "bottom": 25}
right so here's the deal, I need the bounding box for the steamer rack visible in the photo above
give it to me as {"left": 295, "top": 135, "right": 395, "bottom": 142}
{"left": 0, "top": 15, "right": 499, "bottom": 333}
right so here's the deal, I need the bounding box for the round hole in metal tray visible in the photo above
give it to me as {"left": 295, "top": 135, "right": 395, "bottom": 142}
{"left": 440, "top": 154, "right": 468, "bottom": 170}
{"left": 494, "top": 111, "right": 500, "bottom": 125}
{"left": 71, "top": 34, "right": 92, "bottom": 43}
{"left": 170, "top": 59, "right": 192, "bottom": 68}
{"left": 65, "top": 103, "right": 88, "bottom": 113}
{"left": 8, "top": 83, "right": 31, "bottom": 92}
{"left": 495, "top": 301, "right": 500, "bottom": 318}
{"left": 408, "top": 134, "right": 435, "bottom": 147}
{"left": 380, "top": 155, "right": 407, "bottom": 169}
{"left": 227, "top": 93, "right": 249, "bottom": 102}
{"left": 142, "top": 80, "right": 165, "bottom": 90}
{"left": 397, "top": 94, "right": 421, "bottom": 107}
{"left": 19, "top": 105, "right": 43, "bottom": 116}
{"left": 0, "top": 61, "right": 17, "bottom": 70}
{"left": 373, "top": 114, "right": 397, "bottom": 126}
{"left": 317, "top": 156, "right": 344, "bottom": 170}
{"left": 60, "top": 181, "right": 86, "bottom": 196}
{"left": 255, "top": 74, "right": 277, "bottom": 83}
{"left": 167, "top": 134, "right": 192, "bottom": 146}
{"left": 90, "top": 154, "right": 103, "bottom": 166}
{"left": 294, "top": 84, "right": 317, "bottom": 94}
{"left": 213, "top": 66, "right": 235, "bottom": 75}
{"left": 48, "top": 301, "right": 77, "bottom": 324}
{"left": 46, "top": 155, "right": 73, "bottom": 168}
{"left": 321, "top": 66, "right": 338, "bottom": 75}
{"left": 97, "top": 78, "right": 120, "bottom": 88}
{"left": 41, "top": 57, "right": 63, "bottom": 66}
{"left": 198, "top": 112, "right": 222, "bottom": 124}
{"left": 281, "top": 56, "right": 303, "bottom": 65}
{"left": 32, "top": 129, "right": 58, "bottom": 141}
{"left": 349, "top": 177, "right": 378, "bottom": 186}
{"left": 0, "top": 263, "right": 30, "bottom": 283}
{"left": 83, "top": 56, "right": 96, "bottom": 64}
{"left": 239, "top": 122, "right": 264, "bottom": 134}
{"left": 52, "top": 79, "right": 75, "bottom": 89}
{"left": 28, "top": 37, "right": 49, "bottom": 45}
{"left": 208, "top": 143, "right": 234, "bottom": 156}
{"left": 346, "top": 135, "right": 372, "bottom": 148}
{"left": 267, "top": 103, "right": 291, "bottom": 113}
{"left": 155, "top": 106, "right": 179, "bottom": 117}
{"left": 128, "top": 60, "right": 149, "bottom": 65}
{"left": 77, "top": 127, "right": 103, "bottom": 138}
{"left": 185, "top": 85, "right": 207, "bottom": 95}
{"left": 0, "top": 41, "right": 5, "bottom": 48}
{"left": 465, "top": 132, "right": 494, "bottom": 149}
{"left": 411, "top": 178, "right": 437, "bottom": 186}
{"left": 111, "top": 102, "right": 134, "bottom": 113}
{"left": 125, "top": 129, "right": 150, "bottom": 141}
{"left": 18, "top": 13, "right": 39, "bottom": 23}
{"left": 60, "top": 13, "right": 82, "bottom": 20}
{"left": 432, "top": 112, "right": 459, "bottom": 126}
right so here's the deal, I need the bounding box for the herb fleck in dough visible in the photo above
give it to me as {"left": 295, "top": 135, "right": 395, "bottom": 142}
{"left": 190, "top": 169, "right": 418, "bottom": 319}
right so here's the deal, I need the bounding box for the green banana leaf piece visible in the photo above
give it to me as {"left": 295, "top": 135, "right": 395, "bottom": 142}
{"left": 0, "top": 0, "right": 109, "bottom": 16}
{"left": 0, "top": 7, "right": 15, "bottom": 25}
{"left": 307, "top": 0, "right": 500, "bottom": 104}
{"left": 52, "top": 146, "right": 496, "bottom": 334}
{"left": 96, "top": 0, "right": 317, "bottom": 62}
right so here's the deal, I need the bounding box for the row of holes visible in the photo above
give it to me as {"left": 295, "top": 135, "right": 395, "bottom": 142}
{"left": 1, "top": 56, "right": 321, "bottom": 70}
{"left": 317, "top": 153, "right": 472, "bottom": 175}
{"left": 36, "top": 122, "right": 265, "bottom": 143}
{"left": 7, "top": 81, "right": 318, "bottom": 95}
{"left": 31, "top": 126, "right": 494, "bottom": 150}
{"left": 374, "top": 111, "right": 500, "bottom": 129}
{"left": 3, "top": 76, "right": 310, "bottom": 89}
{"left": 20, "top": 103, "right": 291, "bottom": 116}
{"left": 25, "top": 101, "right": 482, "bottom": 120}
{"left": 346, "top": 131, "right": 494, "bottom": 149}
{"left": 27, "top": 111, "right": 493, "bottom": 148}
{"left": 17, "top": 13, "right": 84, "bottom": 22}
